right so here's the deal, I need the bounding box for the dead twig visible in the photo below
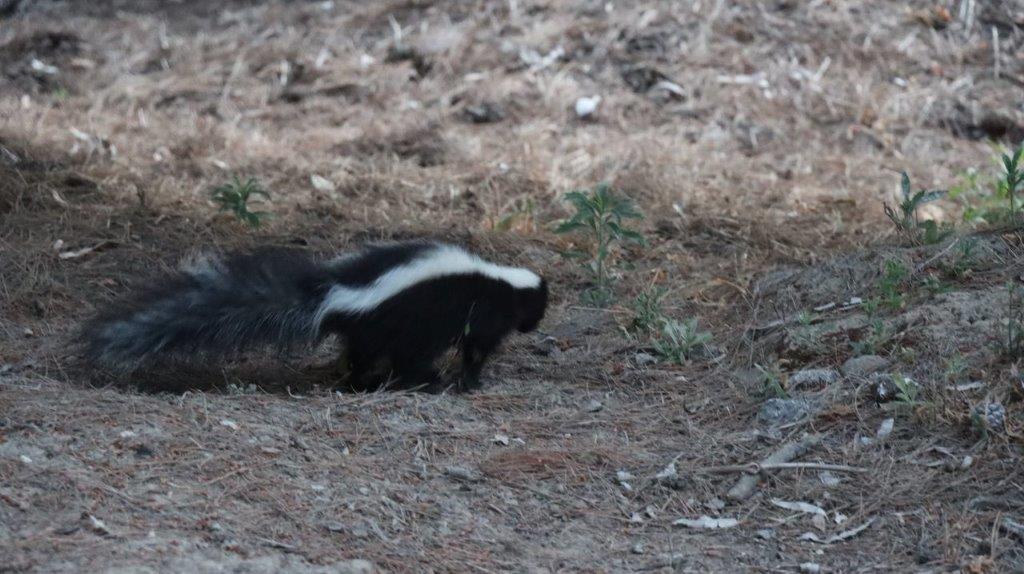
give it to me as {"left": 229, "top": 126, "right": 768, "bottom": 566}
{"left": 725, "top": 434, "right": 823, "bottom": 501}
{"left": 203, "top": 466, "right": 247, "bottom": 485}
{"left": 699, "top": 461, "right": 866, "bottom": 475}
{"left": 913, "top": 236, "right": 961, "bottom": 274}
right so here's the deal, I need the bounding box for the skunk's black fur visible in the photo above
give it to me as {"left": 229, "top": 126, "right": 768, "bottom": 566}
{"left": 82, "top": 241, "right": 548, "bottom": 392}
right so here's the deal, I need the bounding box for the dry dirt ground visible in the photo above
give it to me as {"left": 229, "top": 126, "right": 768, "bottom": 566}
{"left": 2, "top": 1, "right": 1024, "bottom": 572}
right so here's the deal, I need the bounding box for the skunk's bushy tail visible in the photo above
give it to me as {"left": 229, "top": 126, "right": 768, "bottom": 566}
{"left": 82, "top": 248, "right": 329, "bottom": 371}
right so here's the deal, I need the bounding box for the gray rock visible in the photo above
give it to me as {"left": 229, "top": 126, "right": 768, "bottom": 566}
{"left": 584, "top": 399, "right": 604, "bottom": 413}
{"left": 634, "top": 352, "right": 658, "bottom": 367}
{"left": 463, "top": 101, "right": 504, "bottom": 124}
{"left": 841, "top": 355, "right": 891, "bottom": 377}
{"left": 974, "top": 402, "right": 1005, "bottom": 431}
{"left": 757, "top": 398, "right": 815, "bottom": 426}
{"left": 789, "top": 368, "right": 840, "bottom": 389}
{"left": 818, "top": 471, "right": 841, "bottom": 487}
{"left": 444, "top": 466, "right": 484, "bottom": 483}
{"left": 324, "top": 521, "right": 346, "bottom": 533}
{"left": 334, "top": 560, "right": 377, "bottom": 574}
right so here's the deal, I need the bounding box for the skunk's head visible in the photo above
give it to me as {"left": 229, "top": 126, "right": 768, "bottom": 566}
{"left": 516, "top": 278, "right": 548, "bottom": 333}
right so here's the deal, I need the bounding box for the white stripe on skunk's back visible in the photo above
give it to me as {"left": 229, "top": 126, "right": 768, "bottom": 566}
{"left": 314, "top": 244, "right": 541, "bottom": 324}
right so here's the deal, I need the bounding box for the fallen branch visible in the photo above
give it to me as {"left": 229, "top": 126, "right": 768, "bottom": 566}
{"left": 913, "top": 236, "right": 960, "bottom": 274}
{"left": 700, "top": 461, "right": 865, "bottom": 475}
{"left": 800, "top": 518, "right": 875, "bottom": 544}
{"left": 726, "top": 434, "right": 823, "bottom": 501}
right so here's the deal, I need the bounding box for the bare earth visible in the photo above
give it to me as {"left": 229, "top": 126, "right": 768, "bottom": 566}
{"left": 2, "top": 1, "right": 1024, "bottom": 572}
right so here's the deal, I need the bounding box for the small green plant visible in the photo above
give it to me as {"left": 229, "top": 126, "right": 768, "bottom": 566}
{"left": 890, "top": 374, "right": 920, "bottom": 405}
{"left": 627, "top": 287, "right": 715, "bottom": 365}
{"left": 921, "top": 274, "right": 951, "bottom": 296}
{"left": 555, "top": 182, "right": 644, "bottom": 306}
{"left": 493, "top": 198, "right": 536, "bottom": 233}
{"left": 999, "top": 145, "right": 1023, "bottom": 222}
{"left": 630, "top": 287, "right": 668, "bottom": 334}
{"left": 866, "top": 259, "right": 908, "bottom": 312}
{"left": 1003, "top": 281, "right": 1024, "bottom": 360}
{"left": 942, "top": 353, "right": 968, "bottom": 383}
{"left": 211, "top": 176, "right": 270, "bottom": 228}
{"left": 883, "top": 172, "right": 950, "bottom": 244}
{"left": 970, "top": 410, "right": 990, "bottom": 440}
{"left": 952, "top": 144, "right": 1024, "bottom": 225}
{"left": 852, "top": 318, "right": 892, "bottom": 355}
{"left": 940, "top": 238, "right": 978, "bottom": 280}
{"left": 652, "top": 318, "right": 712, "bottom": 364}
{"left": 755, "top": 363, "right": 788, "bottom": 398}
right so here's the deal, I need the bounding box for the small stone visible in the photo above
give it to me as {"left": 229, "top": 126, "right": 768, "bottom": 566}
{"left": 574, "top": 95, "right": 601, "bottom": 119}
{"left": 310, "top": 174, "right": 336, "bottom": 192}
{"left": 799, "top": 563, "right": 821, "bottom": 574}
{"left": 876, "top": 417, "right": 895, "bottom": 439}
{"left": 634, "top": 352, "right": 657, "bottom": 367}
{"left": 444, "top": 466, "right": 484, "bottom": 483}
{"left": 789, "top": 368, "right": 840, "bottom": 389}
{"left": 841, "top": 355, "right": 891, "bottom": 377}
{"left": 333, "top": 559, "right": 376, "bottom": 574}
{"left": 684, "top": 398, "right": 709, "bottom": 414}
{"left": 584, "top": 399, "right": 604, "bottom": 413}
{"left": 756, "top": 528, "right": 775, "bottom": 540}
{"left": 974, "top": 402, "right": 1005, "bottom": 431}
{"left": 632, "top": 542, "right": 646, "bottom": 554}
{"left": 655, "top": 462, "right": 677, "bottom": 481}
{"left": 463, "top": 101, "right": 504, "bottom": 124}
{"left": 818, "top": 471, "right": 841, "bottom": 487}
{"left": 84, "top": 514, "right": 111, "bottom": 536}
{"left": 757, "top": 398, "right": 814, "bottom": 426}
{"left": 324, "top": 521, "right": 346, "bottom": 533}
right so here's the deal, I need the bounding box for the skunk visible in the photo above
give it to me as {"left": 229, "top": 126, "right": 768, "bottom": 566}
{"left": 82, "top": 240, "right": 548, "bottom": 392}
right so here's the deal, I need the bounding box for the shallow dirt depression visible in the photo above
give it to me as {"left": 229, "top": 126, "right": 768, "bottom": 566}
{"left": 2, "top": 1, "right": 1024, "bottom": 572}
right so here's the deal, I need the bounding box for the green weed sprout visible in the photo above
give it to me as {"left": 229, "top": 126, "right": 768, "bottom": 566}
{"left": 883, "top": 172, "right": 949, "bottom": 245}
{"left": 555, "top": 182, "right": 644, "bottom": 306}
{"left": 998, "top": 145, "right": 1023, "bottom": 222}
{"left": 653, "top": 318, "right": 712, "bottom": 364}
{"left": 212, "top": 176, "right": 270, "bottom": 228}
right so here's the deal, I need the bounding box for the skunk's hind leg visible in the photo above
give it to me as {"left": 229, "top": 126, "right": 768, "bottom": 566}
{"left": 388, "top": 363, "right": 443, "bottom": 392}
{"left": 340, "top": 342, "right": 386, "bottom": 392}
{"left": 385, "top": 347, "right": 445, "bottom": 392}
